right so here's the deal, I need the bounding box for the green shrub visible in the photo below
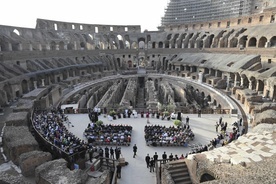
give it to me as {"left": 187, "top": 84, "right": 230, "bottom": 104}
{"left": 109, "top": 110, "right": 116, "bottom": 116}
{"left": 174, "top": 120, "right": 182, "bottom": 126}
{"left": 96, "top": 120, "right": 103, "bottom": 126}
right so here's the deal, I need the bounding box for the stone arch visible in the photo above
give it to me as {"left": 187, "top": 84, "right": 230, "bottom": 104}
{"left": 269, "top": 36, "right": 276, "bottom": 47}
{"left": 230, "top": 37, "right": 238, "bottom": 48}
{"left": 258, "top": 37, "right": 267, "bottom": 48}
{"left": 241, "top": 74, "right": 249, "bottom": 88}
{"left": 0, "top": 90, "right": 6, "bottom": 106}
{"left": 3, "top": 83, "right": 12, "bottom": 102}
{"left": 0, "top": 37, "right": 11, "bottom": 51}
{"left": 138, "top": 38, "right": 145, "bottom": 49}
{"left": 167, "top": 34, "right": 172, "bottom": 40}
{"left": 62, "top": 70, "right": 68, "bottom": 80}
{"left": 152, "top": 42, "right": 156, "bottom": 49}
{"left": 200, "top": 173, "right": 215, "bottom": 182}
{"left": 158, "top": 42, "right": 163, "bottom": 48}
{"left": 67, "top": 42, "right": 74, "bottom": 50}
{"left": 59, "top": 41, "right": 65, "bottom": 50}
{"left": 80, "top": 42, "right": 86, "bottom": 50}
{"left": 128, "top": 60, "right": 132, "bottom": 68}
{"left": 204, "top": 34, "right": 214, "bottom": 48}
{"left": 257, "top": 79, "right": 264, "bottom": 92}
{"left": 125, "top": 40, "right": 130, "bottom": 49}
{"left": 117, "top": 35, "right": 124, "bottom": 49}
{"left": 164, "top": 41, "right": 169, "bottom": 48}
{"left": 131, "top": 42, "right": 138, "bottom": 49}
{"left": 21, "top": 79, "right": 28, "bottom": 94}
{"left": 248, "top": 37, "right": 257, "bottom": 47}
{"left": 12, "top": 41, "right": 21, "bottom": 51}
{"left": 50, "top": 41, "right": 56, "bottom": 50}
{"left": 117, "top": 58, "right": 121, "bottom": 67}
{"left": 198, "top": 40, "right": 204, "bottom": 49}
{"left": 239, "top": 36, "right": 248, "bottom": 48}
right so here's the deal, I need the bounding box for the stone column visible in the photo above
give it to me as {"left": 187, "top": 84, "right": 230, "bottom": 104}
{"left": 198, "top": 72, "right": 203, "bottom": 83}
{"left": 41, "top": 79, "right": 45, "bottom": 87}
{"left": 234, "top": 73, "right": 238, "bottom": 87}
{"left": 256, "top": 80, "right": 261, "bottom": 93}
{"left": 249, "top": 80, "right": 253, "bottom": 90}
{"left": 34, "top": 81, "right": 37, "bottom": 89}
{"left": 226, "top": 74, "right": 231, "bottom": 91}
{"left": 240, "top": 77, "right": 244, "bottom": 87}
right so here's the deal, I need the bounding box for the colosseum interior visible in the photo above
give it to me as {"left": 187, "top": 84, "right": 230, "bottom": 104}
{"left": 0, "top": 1, "right": 276, "bottom": 184}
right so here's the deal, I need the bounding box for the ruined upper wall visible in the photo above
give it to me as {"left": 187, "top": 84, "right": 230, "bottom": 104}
{"left": 36, "top": 18, "right": 141, "bottom": 33}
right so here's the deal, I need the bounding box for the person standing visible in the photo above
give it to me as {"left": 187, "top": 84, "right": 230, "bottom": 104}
{"left": 110, "top": 147, "right": 114, "bottom": 159}
{"left": 215, "top": 122, "right": 219, "bottom": 132}
{"left": 115, "top": 147, "right": 120, "bottom": 160}
{"left": 153, "top": 152, "right": 158, "bottom": 164}
{"left": 133, "top": 144, "right": 137, "bottom": 158}
{"left": 149, "top": 158, "right": 155, "bottom": 172}
{"left": 116, "top": 164, "right": 122, "bottom": 178}
{"left": 162, "top": 151, "right": 167, "bottom": 163}
{"left": 169, "top": 153, "right": 173, "bottom": 161}
{"left": 145, "top": 154, "right": 150, "bottom": 168}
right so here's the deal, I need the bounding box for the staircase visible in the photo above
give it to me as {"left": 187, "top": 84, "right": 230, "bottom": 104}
{"left": 167, "top": 161, "right": 192, "bottom": 184}
{"left": 136, "top": 87, "right": 145, "bottom": 109}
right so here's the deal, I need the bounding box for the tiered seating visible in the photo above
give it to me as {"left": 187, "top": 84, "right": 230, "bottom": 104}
{"left": 144, "top": 125, "right": 194, "bottom": 147}
{"left": 84, "top": 124, "right": 132, "bottom": 146}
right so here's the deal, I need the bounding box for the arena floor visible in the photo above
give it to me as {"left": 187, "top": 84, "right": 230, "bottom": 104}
{"left": 67, "top": 113, "right": 239, "bottom": 184}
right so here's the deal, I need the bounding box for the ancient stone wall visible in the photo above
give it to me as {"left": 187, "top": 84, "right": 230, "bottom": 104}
{"left": 3, "top": 126, "right": 39, "bottom": 165}
{"left": 19, "top": 151, "right": 52, "bottom": 177}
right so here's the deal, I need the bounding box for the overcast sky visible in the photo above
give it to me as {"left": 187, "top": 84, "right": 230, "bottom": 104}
{"left": 0, "top": 0, "right": 169, "bottom": 31}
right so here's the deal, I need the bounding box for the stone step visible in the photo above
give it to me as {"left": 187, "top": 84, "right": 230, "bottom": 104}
{"left": 175, "top": 180, "right": 193, "bottom": 184}
{"left": 173, "top": 176, "right": 192, "bottom": 183}
{"left": 171, "top": 172, "right": 190, "bottom": 178}
{"left": 168, "top": 164, "right": 187, "bottom": 170}
{"left": 168, "top": 167, "right": 188, "bottom": 174}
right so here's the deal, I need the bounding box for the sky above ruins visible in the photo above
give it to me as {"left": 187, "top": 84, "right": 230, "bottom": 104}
{"left": 1, "top": 0, "right": 169, "bottom": 31}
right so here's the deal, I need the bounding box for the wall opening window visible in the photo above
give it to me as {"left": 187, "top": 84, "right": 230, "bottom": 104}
{"left": 237, "top": 19, "right": 241, "bottom": 25}
{"left": 259, "top": 16, "right": 264, "bottom": 22}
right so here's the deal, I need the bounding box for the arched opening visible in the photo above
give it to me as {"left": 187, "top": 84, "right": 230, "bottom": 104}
{"left": 67, "top": 42, "right": 74, "bottom": 50}
{"left": 59, "top": 41, "right": 65, "bottom": 50}
{"left": 270, "top": 36, "right": 276, "bottom": 47}
{"left": 21, "top": 80, "right": 28, "bottom": 94}
{"left": 164, "top": 41, "right": 169, "bottom": 48}
{"left": 128, "top": 60, "right": 132, "bottom": 68}
{"left": 248, "top": 37, "right": 257, "bottom": 47}
{"left": 131, "top": 42, "right": 138, "bottom": 49}
{"left": 50, "top": 41, "right": 56, "bottom": 50}
{"left": 200, "top": 173, "right": 215, "bottom": 182}
{"left": 80, "top": 42, "right": 86, "bottom": 50}
{"left": 3, "top": 84, "right": 12, "bottom": 102}
{"left": 258, "top": 37, "right": 267, "bottom": 48}
{"left": 158, "top": 42, "right": 163, "bottom": 48}
{"left": 230, "top": 37, "right": 238, "bottom": 48}
{"left": 239, "top": 36, "right": 248, "bottom": 48}
{"left": 117, "top": 58, "right": 121, "bottom": 67}
{"left": 257, "top": 80, "right": 264, "bottom": 92}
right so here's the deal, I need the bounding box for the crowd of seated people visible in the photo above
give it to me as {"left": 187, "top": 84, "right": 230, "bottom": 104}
{"left": 32, "top": 109, "right": 87, "bottom": 155}
{"left": 84, "top": 123, "right": 133, "bottom": 146}
{"left": 144, "top": 124, "right": 194, "bottom": 146}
